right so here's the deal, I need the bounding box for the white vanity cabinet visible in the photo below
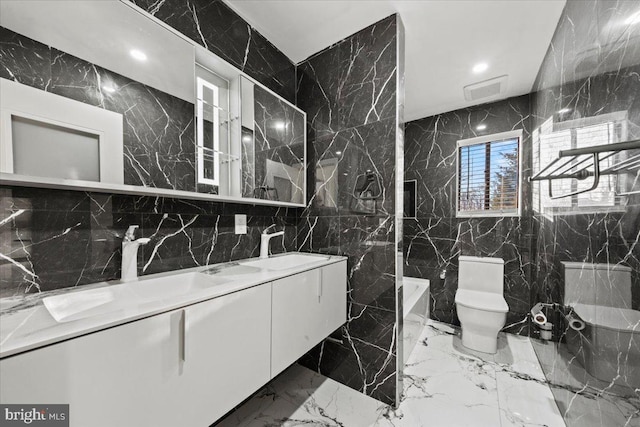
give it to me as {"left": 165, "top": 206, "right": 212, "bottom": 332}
{"left": 0, "top": 283, "right": 272, "bottom": 427}
{"left": 0, "top": 258, "right": 348, "bottom": 426}
{"left": 271, "top": 261, "right": 347, "bottom": 376}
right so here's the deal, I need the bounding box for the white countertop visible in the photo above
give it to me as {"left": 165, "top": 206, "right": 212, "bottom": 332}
{"left": 0, "top": 252, "right": 346, "bottom": 359}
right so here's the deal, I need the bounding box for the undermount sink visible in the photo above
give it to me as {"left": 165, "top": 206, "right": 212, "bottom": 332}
{"left": 241, "top": 253, "right": 329, "bottom": 271}
{"left": 203, "top": 264, "right": 263, "bottom": 277}
{"left": 131, "top": 272, "right": 231, "bottom": 299}
{"left": 43, "top": 272, "right": 230, "bottom": 323}
{"left": 43, "top": 287, "right": 117, "bottom": 323}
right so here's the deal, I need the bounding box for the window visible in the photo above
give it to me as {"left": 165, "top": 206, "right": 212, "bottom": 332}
{"left": 456, "top": 130, "right": 522, "bottom": 217}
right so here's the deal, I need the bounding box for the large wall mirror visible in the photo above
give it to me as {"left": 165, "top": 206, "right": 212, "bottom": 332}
{"left": 0, "top": 0, "right": 306, "bottom": 207}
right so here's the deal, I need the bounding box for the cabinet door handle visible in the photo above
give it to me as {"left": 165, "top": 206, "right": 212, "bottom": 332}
{"left": 317, "top": 269, "right": 323, "bottom": 301}
{"left": 179, "top": 309, "right": 186, "bottom": 363}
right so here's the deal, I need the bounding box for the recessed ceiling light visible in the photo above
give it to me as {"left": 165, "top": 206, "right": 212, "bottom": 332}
{"left": 273, "top": 121, "right": 286, "bottom": 130}
{"left": 558, "top": 108, "right": 571, "bottom": 114}
{"left": 476, "top": 124, "right": 487, "bottom": 131}
{"left": 242, "top": 135, "right": 252, "bottom": 143}
{"left": 130, "top": 49, "right": 147, "bottom": 61}
{"left": 335, "top": 151, "right": 342, "bottom": 155}
{"left": 472, "top": 62, "right": 488, "bottom": 74}
{"left": 625, "top": 10, "right": 640, "bottom": 25}
{"left": 102, "top": 85, "right": 116, "bottom": 93}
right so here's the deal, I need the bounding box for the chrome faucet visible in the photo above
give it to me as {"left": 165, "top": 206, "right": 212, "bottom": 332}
{"left": 259, "top": 225, "right": 285, "bottom": 259}
{"left": 121, "top": 225, "right": 150, "bottom": 281}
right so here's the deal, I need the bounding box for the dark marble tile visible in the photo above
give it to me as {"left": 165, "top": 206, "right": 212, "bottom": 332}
{"left": 138, "top": 212, "right": 299, "bottom": 275}
{"left": 243, "top": 28, "right": 296, "bottom": 104}
{"left": 299, "top": 302, "right": 397, "bottom": 406}
{"left": 404, "top": 217, "right": 457, "bottom": 270}
{"left": 297, "top": 15, "right": 397, "bottom": 138}
{"left": 296, "top": 216, "right": 341, "bottom": 254}
{"left": 297, "top": 13, "right": 402, "bottom": 405}
{"left": 111, "top": 194, "right": 221, "bottom": 216}
{"left": 340, "top": 216, "right": 396, "bottom": 311}
{"left": 306, "top": 119, "right": 396, "bottom": 217}
{"left": 0, "top": 26, "right": 51, "bottom": 90}
{"left": 0, "top": 191, "right": 139, "bottom": 297}
{"left": 130, "top": 0, "right": 295, "bottom": 102}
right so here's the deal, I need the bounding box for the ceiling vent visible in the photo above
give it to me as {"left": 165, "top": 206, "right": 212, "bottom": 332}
{"left": 463, "top": 75, "right": 508, "bottom": 101}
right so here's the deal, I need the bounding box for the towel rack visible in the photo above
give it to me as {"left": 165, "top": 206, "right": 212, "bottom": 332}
{"left": 529, "top": 139, "right": 640, "bottom": 199}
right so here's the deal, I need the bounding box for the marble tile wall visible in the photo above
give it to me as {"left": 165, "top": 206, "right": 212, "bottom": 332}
{"left": 529, "top": 0, "right": 640, "bottom": 422}
{"left": 0, "top": 186, "right": 299, "bottom": 298}
{"left": 130, "top": 0, "right": 296, "bottom": 103}
{"left": 403, "top": 95, "right": 534, "bottom": 336}
{"left": 296, "top": 14, "right": 402, "bottom": 406}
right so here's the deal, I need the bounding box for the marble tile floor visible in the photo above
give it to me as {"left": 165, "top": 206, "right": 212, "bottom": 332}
{"left": 531, "top": 340, "right": 640, "bottom": 427}
{"left": 216, "top": 320, "right": 567, "bottom": 427}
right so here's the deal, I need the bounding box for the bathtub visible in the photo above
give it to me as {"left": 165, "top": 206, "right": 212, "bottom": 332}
{"left": 403, "top": 277, "right": 430, "bottom": 364}
{"left": 566, "top": 303, "right": 640, "bottom": 389}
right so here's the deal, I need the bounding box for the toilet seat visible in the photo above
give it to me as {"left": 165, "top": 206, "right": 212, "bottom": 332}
{"left": 455, "top": 290, "right": 508, "bottom": 313}
{"left": 572, "top": 303, "right": 640, "bottom": 333}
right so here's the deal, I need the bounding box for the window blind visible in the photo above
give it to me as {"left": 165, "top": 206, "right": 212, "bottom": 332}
{"left": 458, "top": 137, "right": 520, "bottom": 215}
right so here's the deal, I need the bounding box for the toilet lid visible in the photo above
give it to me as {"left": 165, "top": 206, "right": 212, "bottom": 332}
{"left": 455, "top": 290, "right": 509, "bottom": 313}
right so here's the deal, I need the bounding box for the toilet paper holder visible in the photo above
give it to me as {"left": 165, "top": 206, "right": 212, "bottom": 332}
{"left": 562, "top": 306, "right": 586, "bottom": 331}
{"left": 530, "top": 302, "right": 549, "bottom": 326}
{"left": 529, "top": 302, "right": 586, "bottom": 334}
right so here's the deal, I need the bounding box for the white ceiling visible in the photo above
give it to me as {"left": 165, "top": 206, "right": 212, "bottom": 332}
{"left": 224, "top": 0, "right": 566, "bottom": 121}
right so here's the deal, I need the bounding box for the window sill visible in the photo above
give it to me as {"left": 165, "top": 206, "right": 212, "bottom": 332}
{"left": 456, "top": 211, "right": 521, "bottom": 218}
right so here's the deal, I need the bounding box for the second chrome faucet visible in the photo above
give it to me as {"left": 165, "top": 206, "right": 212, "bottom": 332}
{"left": 259, "top": 225, "right": 284, "bottom": 259}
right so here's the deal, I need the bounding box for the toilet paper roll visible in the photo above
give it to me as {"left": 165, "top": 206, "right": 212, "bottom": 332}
{"left": 540, "top": 322, "right": 553, "bottom": 340}
{"left": 532, "top": 311, "right": 547, "bottom": 326}
{"left": 530, "top": 302, "right": 548, "bottom": 326}
{"left": 567, "top": 313, "right": 585, "bottom": 331}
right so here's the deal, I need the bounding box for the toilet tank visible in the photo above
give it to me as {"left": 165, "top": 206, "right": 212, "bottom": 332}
{"left": 562, "top": 262, "right": 632, "bottom": 309}
{"left": 458, "top": 256, "right": 504, "bottom": 294}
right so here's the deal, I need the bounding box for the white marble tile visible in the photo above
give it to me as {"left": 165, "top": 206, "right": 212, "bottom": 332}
{"left": 550, "top": 386, "right": 640, "bottom": 427}
{"left": 216, "top": 364, "right": 384, "bottom": 427}
{"left": 496, "top": 370, "right": 564, "bottom": 427}
{"left": 217, "top": 320, "right": 569, "bottom": 427}
{"left": 376, "top": 392, "right": 502, "bottom": 427}
{"left": 376, "top": 320, "right": 565, "bottom": 427}
{"left": 530, "top": 339, "right": 640, "bottom": 426}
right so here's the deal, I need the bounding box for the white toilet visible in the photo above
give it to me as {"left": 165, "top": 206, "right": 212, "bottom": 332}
{"left": 562, "top": 262, "right": 639, "bottom": 388}
{"left": 455, "top": 256, "right": 509, "bottom": 353}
